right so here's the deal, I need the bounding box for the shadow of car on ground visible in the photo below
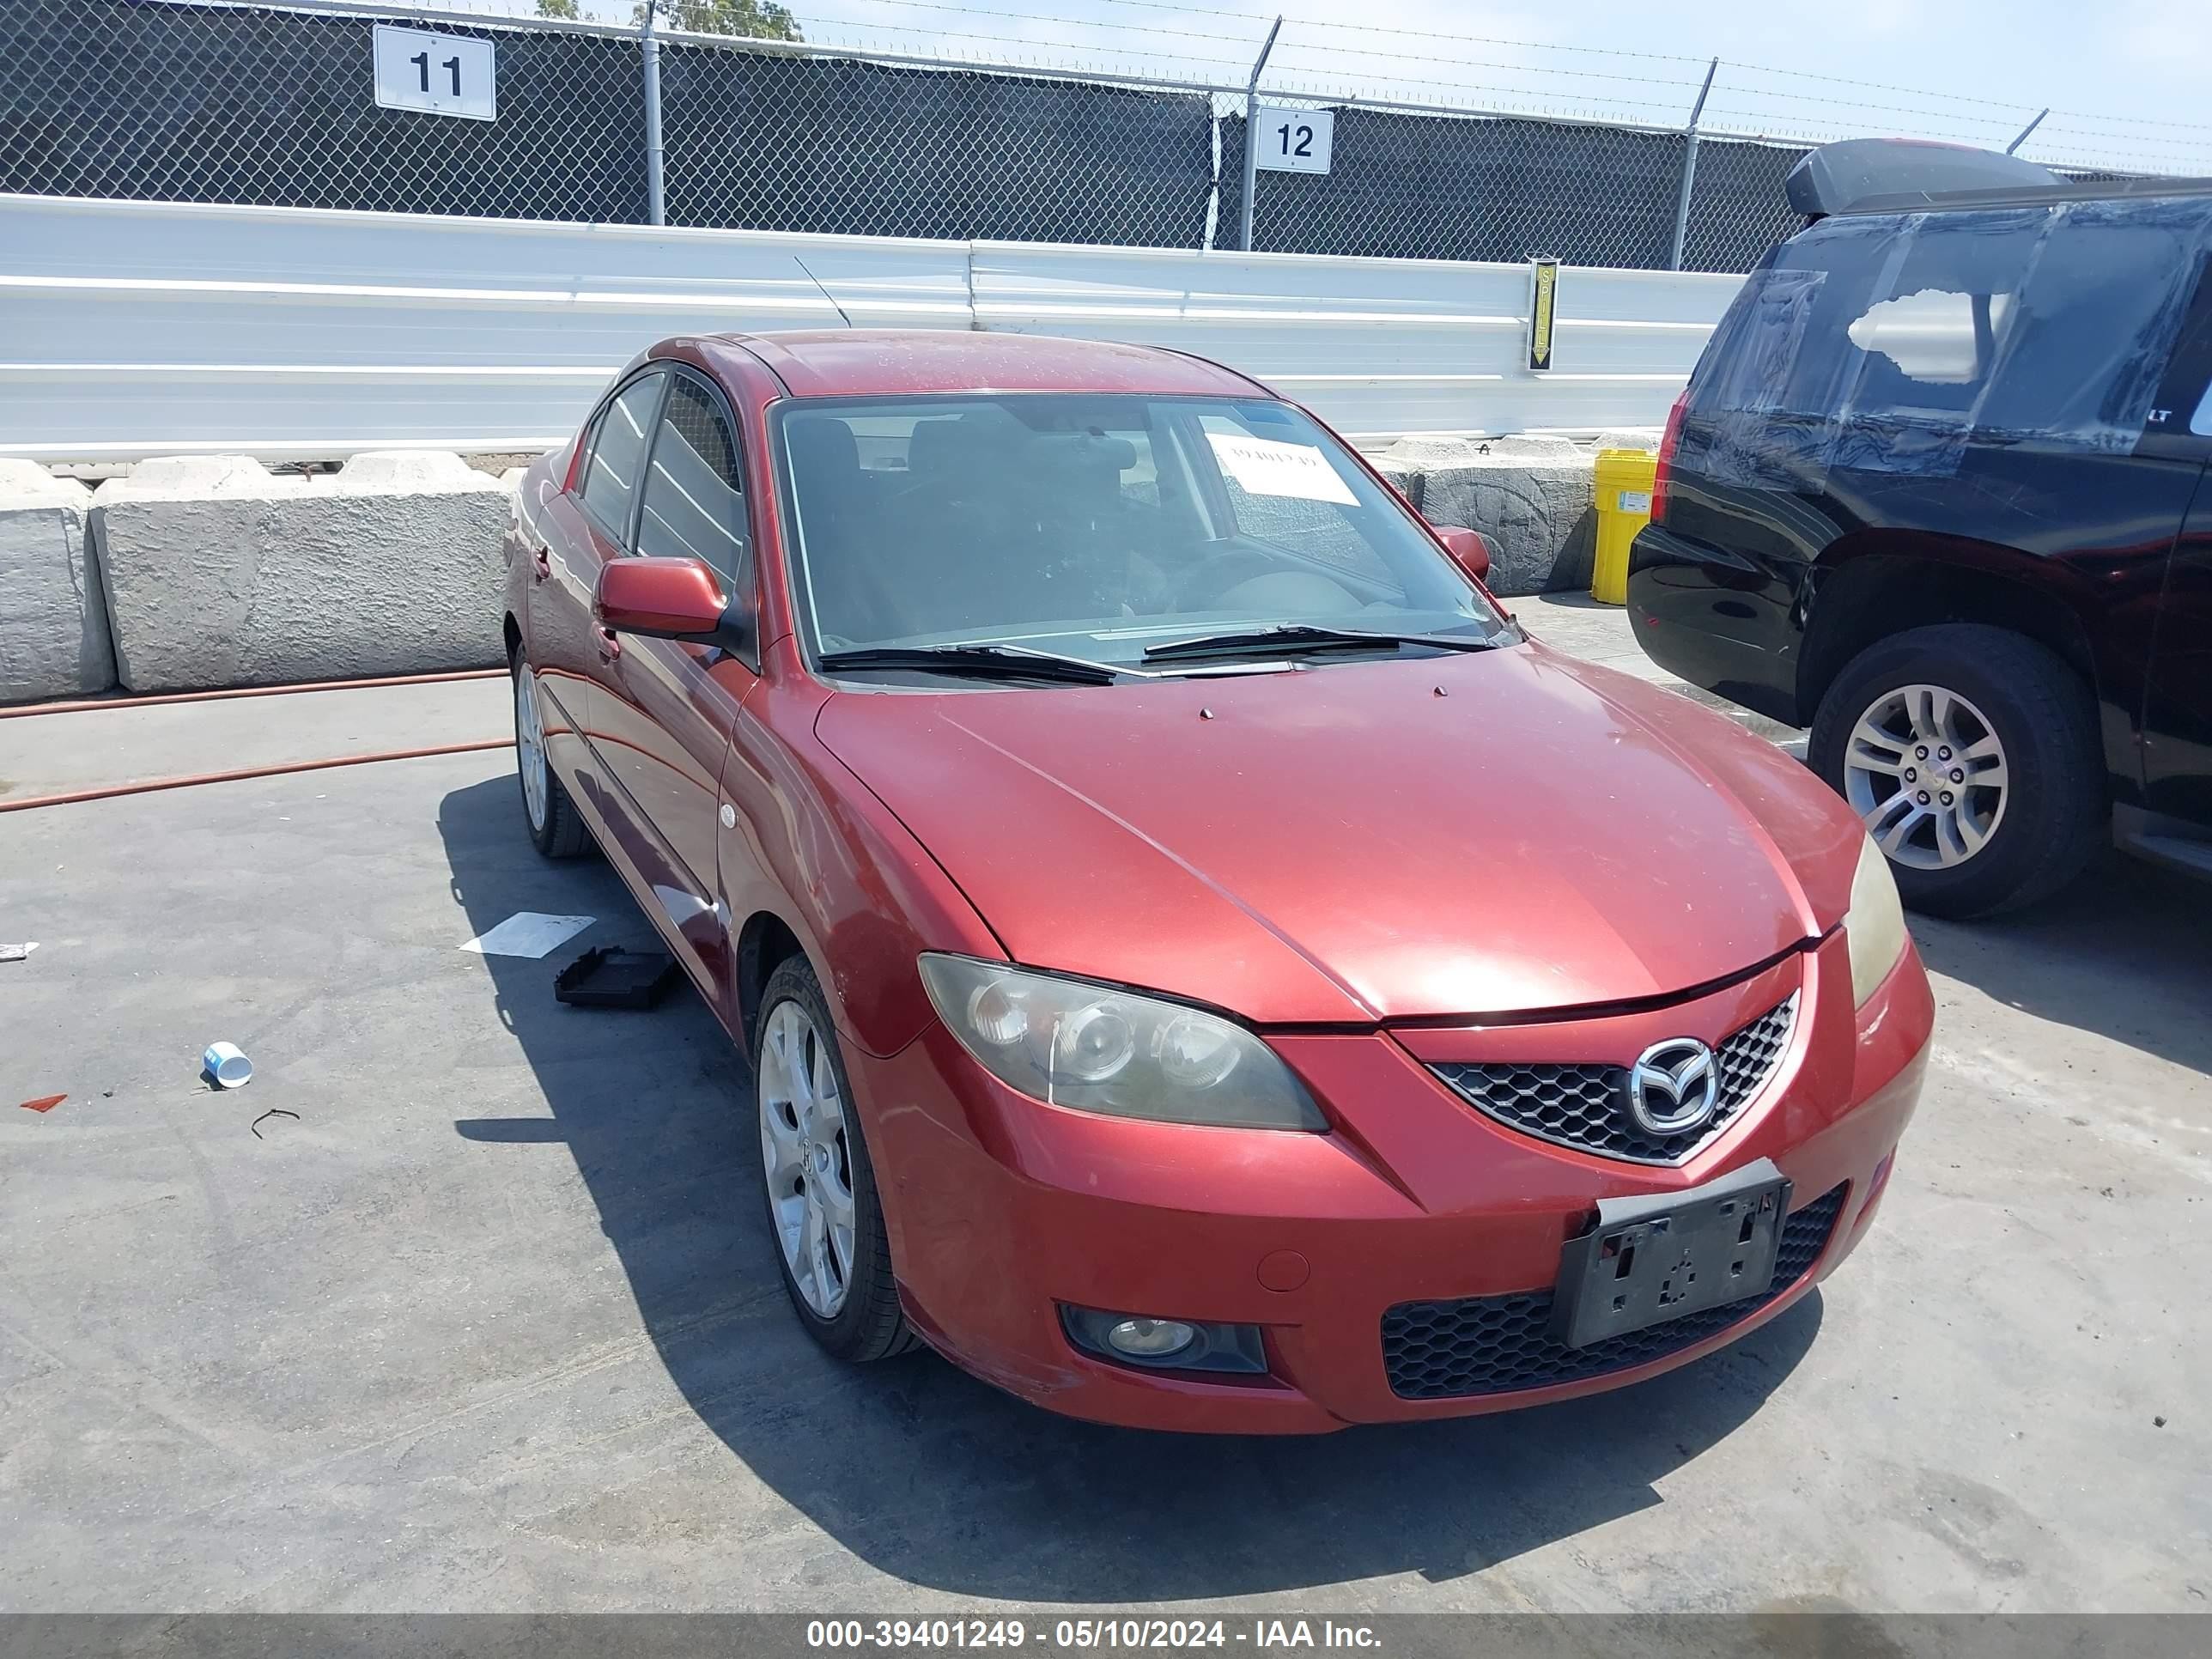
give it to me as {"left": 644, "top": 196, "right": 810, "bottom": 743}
{"left": 436, "top": 773, "right": 1821, "bottom": 1601}
{"left": 1906, "top": 850, "right": 2212, "bottom": 1082}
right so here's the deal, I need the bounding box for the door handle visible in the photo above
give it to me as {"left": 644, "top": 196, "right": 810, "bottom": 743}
{"left": 532, "top": 546, "right": 551, "bottom": 583}
{"left": 596, "top": 627, "right": 622, "bottom": 665}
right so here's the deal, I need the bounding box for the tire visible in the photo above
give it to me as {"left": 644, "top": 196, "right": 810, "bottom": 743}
{"left": 511, "top": 646, "right": 592, "bottom": 860}
{"left": 752, "top": 955, "right": 918, "bottom": 1363}
{"left": 1809, "top": 623, "right": 2105, "bottom": 919}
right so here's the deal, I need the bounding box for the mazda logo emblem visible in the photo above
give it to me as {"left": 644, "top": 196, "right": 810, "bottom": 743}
{"left": 1626, "top": 1037, "right": 1721, "bottom": 1135}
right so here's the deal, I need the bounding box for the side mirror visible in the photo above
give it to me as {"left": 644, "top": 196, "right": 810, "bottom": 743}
{"left": 1431, "top": 525, "right": 1496, "bottom": 584}
{"left": 595, "top": 556, "right": 744, "bottom": 647}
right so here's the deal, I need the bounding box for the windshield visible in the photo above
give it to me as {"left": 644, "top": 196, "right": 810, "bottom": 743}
{"left": 774, "top": 393, "right": 1508, "bottom": 672}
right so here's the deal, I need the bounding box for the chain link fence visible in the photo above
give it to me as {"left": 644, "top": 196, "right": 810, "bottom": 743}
{"left": 1, "top": 0, "right": 2142, "bottom": 273}
{"left": 655, "top": 41, "right": 1212, "bottom": 244}
{"left": 3, "top": 1, "right": 649, "bottom": 220}
{"left": 1222, "top": 95, "right": 1761, "bottom": 268}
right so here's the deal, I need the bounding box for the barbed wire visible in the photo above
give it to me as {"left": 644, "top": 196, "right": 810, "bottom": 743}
{"left": 1071, "top": 0, "right": 1717, "bottom": 64}
{"left": 793, "top": 0, "right": 1718, "bottom": 89}
{"left": 793, "top": 3, "right": 2208, "bottom": 166}
{"left": 799, "top": 21, "right": 1252, "bottom": 76}
{"left": 1257, "top": 71, "right": 1700, "bottom": 122}
{"left": 763, "top": 0, "right": 1273, "bottom": 55}
{"left": 1713, "top": 58, "right": 2035, "bottom": 116}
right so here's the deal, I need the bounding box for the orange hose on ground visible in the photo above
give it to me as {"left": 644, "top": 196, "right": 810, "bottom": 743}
{"left": 0, "top": 667, "right": 506, "bottom": 721}
{"left": 0, "top": 739, "right": 514, "bottom": 814}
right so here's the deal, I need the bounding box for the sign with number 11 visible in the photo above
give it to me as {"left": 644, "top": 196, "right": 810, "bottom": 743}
{"left": 372, "top": 24, "right": 497, "bottom": 122}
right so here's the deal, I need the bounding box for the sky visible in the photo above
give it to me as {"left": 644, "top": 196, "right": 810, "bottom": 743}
{"left": 410, "top": 0, "right": 2212, "bottom": 173}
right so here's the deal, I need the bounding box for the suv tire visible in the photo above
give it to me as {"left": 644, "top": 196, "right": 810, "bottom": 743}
{"left": 1809, "top": 623, "right": 2104, "bottom": 918}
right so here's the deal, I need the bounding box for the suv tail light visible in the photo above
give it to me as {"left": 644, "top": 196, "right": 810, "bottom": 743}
{"left": 1650, "top": 387, "right": 1690, "bottom": 526}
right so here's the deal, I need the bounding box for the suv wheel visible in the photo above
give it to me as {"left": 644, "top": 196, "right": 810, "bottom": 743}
{"left": 1809, "top": 623, "right": 2104, "bottom": 918}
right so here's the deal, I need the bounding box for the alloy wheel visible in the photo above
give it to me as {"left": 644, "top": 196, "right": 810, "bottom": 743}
{"left": 514, "top": 664, "right": 550, "bottom": 834}
{"left": 757, "top": 999, "right": 856, "bottom": 1318}
{"left": 1841, "top": 682, "right": 2008, "bottom": 870}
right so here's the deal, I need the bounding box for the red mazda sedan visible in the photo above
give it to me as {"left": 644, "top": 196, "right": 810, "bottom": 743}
{"left": 502, "top": 330, "right": 1932, "bottom": 1431}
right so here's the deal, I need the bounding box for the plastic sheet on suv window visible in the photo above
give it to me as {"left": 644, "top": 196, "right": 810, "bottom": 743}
{"left": 1680, "top": 193, "right": 2212, "bottom": 485}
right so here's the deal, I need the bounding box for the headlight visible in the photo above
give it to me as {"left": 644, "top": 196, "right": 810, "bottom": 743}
{"left": 1844, "top": 834, "right": 1910, "bottom": 1008}
{"left": 918, "top": 954, "right": 1326, "bottom": 1130}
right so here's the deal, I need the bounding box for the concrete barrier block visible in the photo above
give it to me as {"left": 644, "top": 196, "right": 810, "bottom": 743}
{"left": 1368, "top": 438, "right": 1597, "bottom": 598}
{"left": 122, "top": 455, "right": 276, "bottom": 494}
{"left": 1372, "top": 436, "right": 1490, "bottom": 472}
{"left": 93, "top": 452, "right": 513, "bottom": 691}
{"left": 0, "top": 459, "right": 112, "bottom": 703}
{"left": 1592, "top": 428, "right": 1662, "bottom": 453}
{"left": 321, "top": 449, "right": 494, "bottom": 493}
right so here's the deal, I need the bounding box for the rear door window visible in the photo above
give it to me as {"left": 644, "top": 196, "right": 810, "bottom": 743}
{"left": 1685, "top": 195, "right": 2212, "bottom": 479}
{"left": 1973, "top": 205, "right": 2211, "bottom": 440}
{"left": 580, "top": 373, "right": 664, "bottom": 539}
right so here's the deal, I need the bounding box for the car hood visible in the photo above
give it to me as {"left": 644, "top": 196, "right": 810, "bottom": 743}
{"left": 815, "top": 641, "right": 1863, "bottom": 1024}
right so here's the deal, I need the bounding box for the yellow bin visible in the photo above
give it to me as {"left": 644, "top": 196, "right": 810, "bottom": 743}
{"left": 1590, "top": 447, "right": 1658, "bottom": 605}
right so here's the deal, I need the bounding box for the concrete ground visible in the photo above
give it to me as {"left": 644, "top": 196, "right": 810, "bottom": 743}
{"left": 1, "top": 607, "right": 2206, "bottom": 1613}
{"left": 0, "top": 676, "right": 507, "bottom": 801}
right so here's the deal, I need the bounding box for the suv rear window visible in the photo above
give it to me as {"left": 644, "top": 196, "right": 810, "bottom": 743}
{"left": 1681, "top": 193, "right": 2212, "bottom": 483}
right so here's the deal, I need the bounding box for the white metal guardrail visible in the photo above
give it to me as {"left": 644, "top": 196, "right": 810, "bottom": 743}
{"left": 0, "top": 194, "right": 1743, "bottom": 463}
{"left": 973, "top": 242, "right": 1739, "bottom": 441}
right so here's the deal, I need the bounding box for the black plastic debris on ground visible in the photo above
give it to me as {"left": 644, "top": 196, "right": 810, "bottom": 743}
{"left": 554, "top": 946, "right": 682, "bottom": 1012}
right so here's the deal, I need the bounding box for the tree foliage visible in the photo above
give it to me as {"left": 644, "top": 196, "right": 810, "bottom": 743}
{"left": 635, "top": 1, "right": 805, "bottom": 39}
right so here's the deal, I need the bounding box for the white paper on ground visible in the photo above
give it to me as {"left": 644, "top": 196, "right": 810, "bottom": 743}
{"left": 461, "top": 913, "right": 595, "bottom": 958}
{"left": 1206, "top": 432, "right": 1359, "bottom": 505}
{"left": 0, "top": 942, "right": 38, "bottom": 963}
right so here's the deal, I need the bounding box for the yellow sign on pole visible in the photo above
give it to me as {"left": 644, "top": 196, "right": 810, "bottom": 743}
{"left": 1528, "top": 258, "right": 1558, "bottom": 372}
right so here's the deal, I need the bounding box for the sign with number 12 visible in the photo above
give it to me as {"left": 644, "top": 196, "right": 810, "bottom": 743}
{"left": 373, "top": 25, "right": 497, "bottom": 121}
{"left": 1255, "top": 105, "right": 1334, "bottom": 175}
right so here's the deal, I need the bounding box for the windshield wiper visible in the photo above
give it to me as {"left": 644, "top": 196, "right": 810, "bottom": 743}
{"left": 816, "top": 643, "right": 1121, "bottom": 684}
{"left": 1141, "top": 623, "right": 1498, "bottom": 664}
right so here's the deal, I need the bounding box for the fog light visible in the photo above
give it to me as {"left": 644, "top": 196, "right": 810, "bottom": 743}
{"left": 1058, "top": 1305, "right": 1270, "bottom": 1376}
{"left": 1107, "top": 1316, "right": 1196, "bottom": 1359}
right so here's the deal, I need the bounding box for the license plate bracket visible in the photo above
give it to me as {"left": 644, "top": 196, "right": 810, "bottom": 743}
{"left": 1550, "top": 1158, "right": 1793, "bottom": 1350}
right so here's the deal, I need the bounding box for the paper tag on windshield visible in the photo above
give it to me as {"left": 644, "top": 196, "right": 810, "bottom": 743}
{"left": 1206, "top": 433, "right": 1358, "bottom": 505}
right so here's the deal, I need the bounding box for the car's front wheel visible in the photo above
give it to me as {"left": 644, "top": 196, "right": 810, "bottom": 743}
{"left": 1809, "top": 623, "right": 2104, "bottom": 918}
{"left": 753, "top": 954, "right": 916, "bottom": 1363}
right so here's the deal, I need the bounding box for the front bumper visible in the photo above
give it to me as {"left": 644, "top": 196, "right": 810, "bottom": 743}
{"left": 854, "top": 929, "right": 1931, "bottom": 1432}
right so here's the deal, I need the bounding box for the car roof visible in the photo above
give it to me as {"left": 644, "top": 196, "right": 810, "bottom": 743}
{"left": 1832, "top": 174, "right": 2212, "bottom": 219}
{"left": 1784, "top": 138, "right": 2212, "bottom": 222}
{"left": 697, "top": 329, "right": 1270, "bottom": 400}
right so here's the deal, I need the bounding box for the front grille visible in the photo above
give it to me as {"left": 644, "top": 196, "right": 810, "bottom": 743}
{"left": 1380, "top": 1182, "right": 1846, "bottom": 1401}
{"left": 1431, "top": 995, "right": 1796, "bottom": 1164}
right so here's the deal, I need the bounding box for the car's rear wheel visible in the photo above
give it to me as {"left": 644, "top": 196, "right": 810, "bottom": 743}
{"left": 1810, "top": 623, "right": 2104, "bottom": 917}
{"left": 512, "top": 646, "right": 591, "bottom": 859}
{"left": 753, "top": 955, "right": 916, "bottom": 1362}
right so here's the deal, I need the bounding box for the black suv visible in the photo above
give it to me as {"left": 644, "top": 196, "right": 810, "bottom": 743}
{"left": 1630, "top": 139, "right": 2212, "bottom": 916}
